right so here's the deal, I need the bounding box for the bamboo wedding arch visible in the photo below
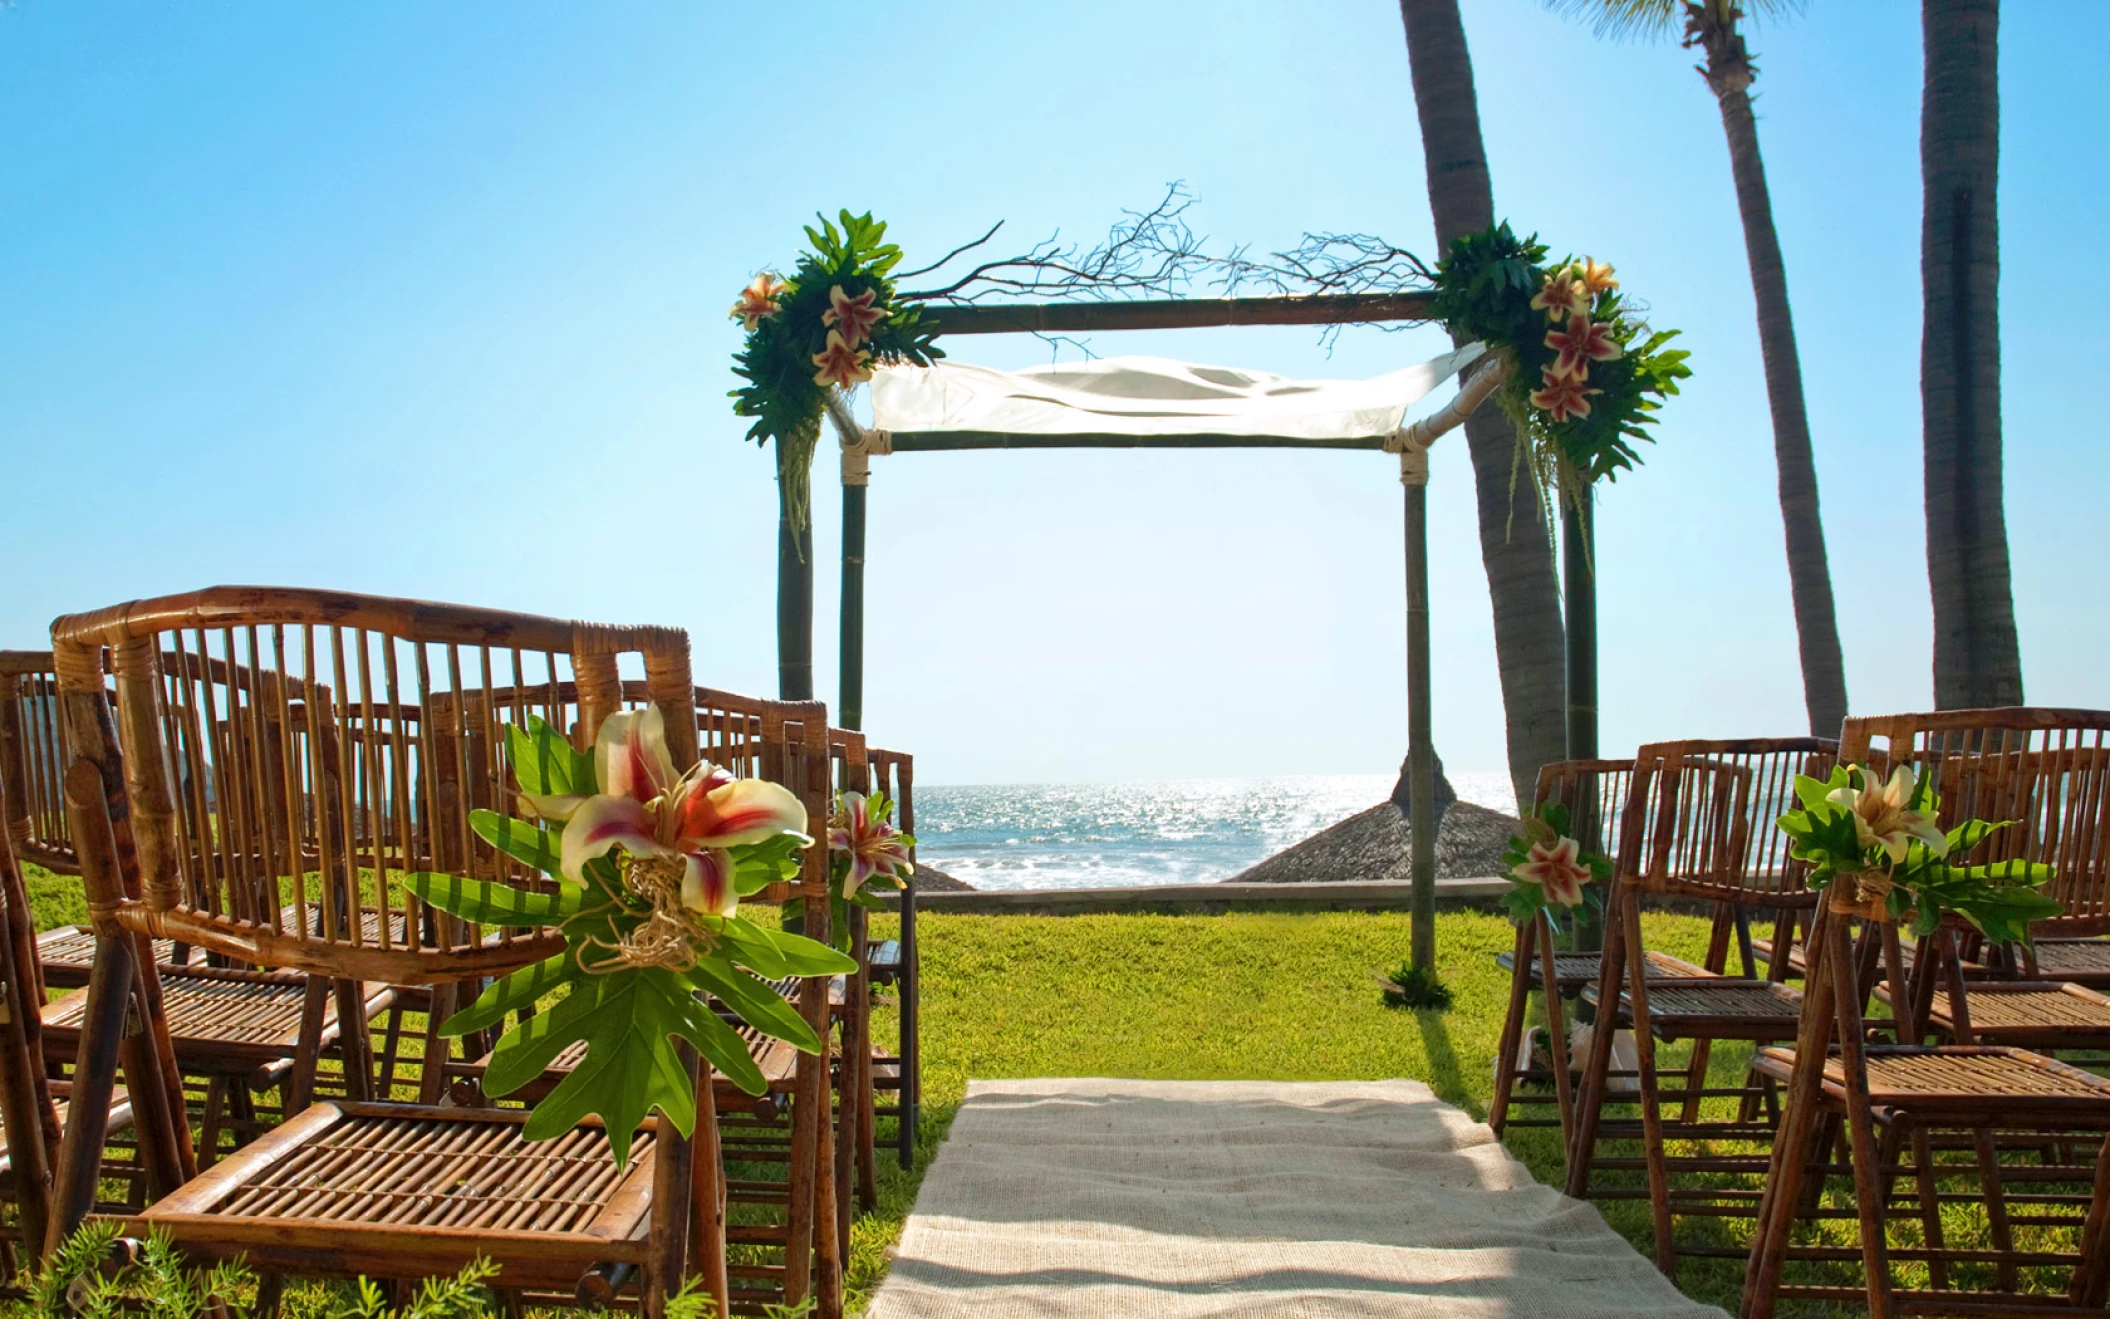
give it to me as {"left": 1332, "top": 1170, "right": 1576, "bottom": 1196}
{"left": 806, "top": 294, "right": 1513, "bottom": 971}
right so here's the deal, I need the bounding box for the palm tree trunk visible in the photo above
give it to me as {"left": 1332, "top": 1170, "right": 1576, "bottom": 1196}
{"left": 1398, "top": 0, "right": 1569, "bottom": 812}
{"left": 1921, "top": 0, "right": 2021, "bottom": 708}
{"left": 1694, "top": 8, "right": 1849, "bottom": 738}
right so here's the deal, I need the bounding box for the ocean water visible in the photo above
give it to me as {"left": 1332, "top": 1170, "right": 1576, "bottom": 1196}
{"left": 912, "top": 771, "right": 1517, "bottom": 891}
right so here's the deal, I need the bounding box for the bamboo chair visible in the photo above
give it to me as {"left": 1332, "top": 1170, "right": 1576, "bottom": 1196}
{"left": 1565, "top": 737, "right": 1836, "bottom": 1277}
{"left": 1865, "top": 711, "right": 2110, "bottom": 1054}
{"left": 1742, "top": 708, "right": 2110, "bottom": 1318}
{"left": 44, "top": 586, "right": 721, "bottom": 1315}
{"left": 1, "top": 651, "right": 79, "bottom": 875}
{"left": 1487, "top": 757, "right": 1716, "bottom": 1150}
{"left": 431, "top": 678, "right": 845, "bottom": 1318}
{"left": 866, "top": 745, "right": 919, "bottom": 1172}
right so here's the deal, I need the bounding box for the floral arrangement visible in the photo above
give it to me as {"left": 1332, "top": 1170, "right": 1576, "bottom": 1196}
{"left": 408, "top": 708, "right": 856, "bottom": 1165}
{"left": 1775, "top": 763, "right": 2061, "bottom": 944}
{"left": 1429, "top": 222, "right": 1692, "bottom": 520}
{"left": 729, "top": 211, "right": 942, "bottom": 530}
{"left": 1500, "top": 801, "right": 1613, "bottom": 928}
{"left": 825, "top": 789, "right": 914, "bottom": 950}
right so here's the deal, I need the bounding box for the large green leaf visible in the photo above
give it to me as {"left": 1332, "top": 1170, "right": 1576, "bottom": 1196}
{"left": 441, "top": 953, "right": 578, "bottom": 1038}
{"left": 512, "top": 968, "right": 766, "bottom": 1164}
{"left": 717, "top": 916, "right": 857, "bottom": 978}
{"left": 482, "top": 978, "right": 611, "bottom": 1097}
{"left": 507, "top": 715, "right": 594, "bottom": 799}
{"left": 688, "top": 959, "right": 821, "bottom": 1054}
{"left": 405, "top": 871, "right": 581, "bottom": 928}
{"left": 470, "top": 810, "right": 565, "bottom": 877}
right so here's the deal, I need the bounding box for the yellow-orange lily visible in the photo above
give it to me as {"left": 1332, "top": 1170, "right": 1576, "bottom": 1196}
{"left": 730, "top": 274, "right": 784, "bottom": 331}
{"left": 1576, "top": 258, "right": 1619, "bottom": 296}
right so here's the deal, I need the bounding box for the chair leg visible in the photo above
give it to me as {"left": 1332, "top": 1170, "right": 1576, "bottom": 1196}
{"left": 1908, "top": 1126, "right": 1948, "bottom": 1291}
{"left": 1828, "top": 935, "right": 1896, "bottom": 1319}
{"left": 1564, "top": 896, "right": 1628, "bottom": 1201}
{"left": 1489, "top": 921, "right": 1535, "bottom": 1138}
{"left": 1537, "top": 916, "right": 1575, "bottom": 1155}
{"left": 2067, "top": 1132, "right": 2110, "bottom": 1307}
{"left": 199, "top": 1077, "right": 227, "bottom": 1171}
{"left": 1621, "top": 900, "right": 1676, "bottom": 1277}
{"left": 47, "top": 929, "right": 136, "bottom": 1254}
{"left": 1741, "top": 909, "right": 1841, "bottom": 1319}
{"left": 1972, "top": 1128, "right": 2019, "bottom": 1293}
{"left": 1678, "top": 1037, "right": 1712, "bottom": 1127}
{"left": 691, "top": 1064, "right": 731, "bottom": 1319}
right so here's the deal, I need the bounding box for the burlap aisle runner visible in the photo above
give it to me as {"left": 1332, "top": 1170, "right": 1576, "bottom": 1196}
{"left": 868, "top": 1078, "right": 1727, "bottom": 1319}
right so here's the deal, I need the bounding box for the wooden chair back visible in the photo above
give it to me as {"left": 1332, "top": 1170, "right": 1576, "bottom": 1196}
{"left": 1840, "top": 708, "right": 2110, "bottom": 935}
{"left": 49, "top": 586, "right": 698, "bottom": 988}
{"left": 1531, "top": 757, "right": 1636, "bottom": 865}
{"left": 1624, "top": 737, "right": 1838, "bottom": 909}
{"left": 1, "top": 650, "right": 79, "bottom": 875}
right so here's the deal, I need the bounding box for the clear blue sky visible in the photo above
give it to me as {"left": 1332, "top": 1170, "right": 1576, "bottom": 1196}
{"left": 3, "top": 2, "right": 2103, "bottom": 787}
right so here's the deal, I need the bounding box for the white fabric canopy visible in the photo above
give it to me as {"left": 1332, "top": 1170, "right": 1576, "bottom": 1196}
{"left": 868, "top": 342, "right": 1485, "bottom": 442}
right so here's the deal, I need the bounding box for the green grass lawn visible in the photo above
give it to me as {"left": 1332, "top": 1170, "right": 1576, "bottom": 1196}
{"left": 9, "top": 865, "right": 2068, "bottom": 1317}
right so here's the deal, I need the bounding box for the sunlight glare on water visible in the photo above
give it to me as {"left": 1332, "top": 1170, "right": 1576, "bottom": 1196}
{"left": 913, "top": 772, "right": 1517, "bottom": 890}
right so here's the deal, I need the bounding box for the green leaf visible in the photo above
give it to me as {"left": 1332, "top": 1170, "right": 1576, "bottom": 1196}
{"left": 441, "top": 953, "right": 579, "bottom": 1038}
{"left": 470, "top": 810, "right": 565, "bottom": 877}
{"left": 506, "top": 715, "right": 593, "bottom": 799}
{"left": 718, "top": 918, "right": 857, "bottom": 977}
{"left": 509, "top": 968, "right": 761, "bottom": 1164}
{"left": 405, "top": 871, "right": 581, "bottom": 928}
{"left": 483, "top": 978, "right": 610, "bottom": 1097}
{"left": 687, "top": 959, "right": 822, "bottom": 1053}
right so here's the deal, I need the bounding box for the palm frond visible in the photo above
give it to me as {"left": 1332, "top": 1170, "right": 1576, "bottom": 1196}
{"left": 1542, "top": 0, "right": 1805, "bottom": 42}
{"left": 1542, "top": 0, "right": 1683, "bottom": 42}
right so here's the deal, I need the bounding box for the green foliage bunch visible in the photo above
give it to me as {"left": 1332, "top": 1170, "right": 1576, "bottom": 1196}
{"left": 1498, "top": 800, "right": 1613, "bottom": 930}
{"left": 1776, "top": 763, "right": 2063, "bottom": 944}
{"left": 407, "top": 714, "right": 855, "bottom": 1165}
{"left": 1430, "top": 222, "right": 1692, "bottom": 521}
{"left": 729, "top": 211, "right": 943, "bottom": 529}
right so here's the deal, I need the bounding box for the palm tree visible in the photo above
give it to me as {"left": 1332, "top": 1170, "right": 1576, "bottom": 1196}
{"left": 1397, "top": 0, "right": 1570, "bottom": 813}
{"left": 1552, "top": 0, "right": 1848, "bottom": 739}
{"left": 1921, "top": 0, "right": 2020, "bottom": 708}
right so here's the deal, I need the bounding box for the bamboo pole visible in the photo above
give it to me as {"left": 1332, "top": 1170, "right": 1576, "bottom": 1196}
{"left": 917, "top": 292, "right": 1437, "bottom": 337}
{"left": 1404, "top": 477, "right": 1436, "bottom": 972}
{"left": 840, "top": 483, "right": 866, "bottom": 730}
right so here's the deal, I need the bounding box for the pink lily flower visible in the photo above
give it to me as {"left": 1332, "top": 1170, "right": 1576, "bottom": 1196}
{"left": 531, "top": 707, "right": 809, "bottom": 918}
{"left": 1544, "top": 314, "right": 1622, "bottom": 380}
{"left": 829, "top": 792, "right": 912, "bottom": 900}
{"left": 1529, "top": 367, "right": 1600, "bottom": 424}
{"left": 821, "top": 284, "right": 887, "bottom": 348}
{"left": 1529, "top": 268, "right": 1587, "bottom": 322}
{"left": 810, "top": 330, "right": 874, "bottom": 390}
{"left": 729, "top": 274, "right": 784, "bottom": 331}
{"left": 1511, "top": 836, "right": 1593, "bottom": 907}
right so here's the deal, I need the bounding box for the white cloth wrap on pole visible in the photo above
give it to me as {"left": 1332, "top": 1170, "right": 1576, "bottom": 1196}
{"left": 869, "top": 342, "right": 1485, "bottom": 440}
